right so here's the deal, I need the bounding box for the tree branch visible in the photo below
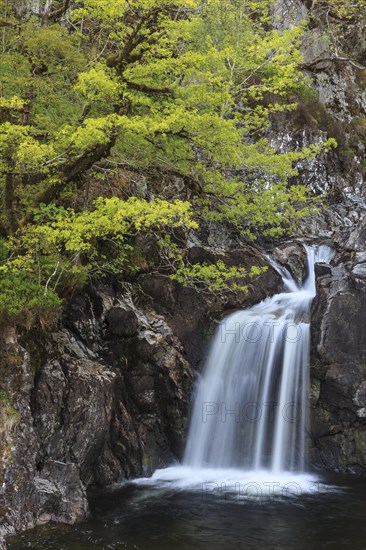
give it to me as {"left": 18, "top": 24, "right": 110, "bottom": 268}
{"left": 300, "top": 55, "right": 366, "bottom": 71}
{"left": 48, "top": 1, "right": 71, "bottom": 22}
{"left": 125, "top": 80, "right": 172, "bottom": 95}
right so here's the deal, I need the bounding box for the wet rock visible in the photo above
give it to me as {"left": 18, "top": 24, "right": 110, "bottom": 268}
{"left": 301, "top": 31, "right": 331, "bottom": 69}
{"left": 310, "top": 250, "right": 366, "bottom": 472}
{"left": 33, "top": 461, "right": 88, "bottom": 525}
{"left": 315, "top": 263, "right": 332, "bottom": 278}
{"left": 0, "top": 279, "right": 197, "bottom": 540}
{"left": 271, "top": 242, "right": 307, "bottom": 284}
{"left": 354, "top": 381, "right": 366, "bottom": 408}
{"left": 352, "top": 263, "right": 366, "bottom": 278}
{"left": 319, "top": 292, "right": 366, "bottom": 364}
{"left": 312, "top": 430, "right": 366, "bottom": 474}
{"left": 322, "top": 364, "right": 364, "bottom": 411}
{"left": 106, "top": 307, "right": 139, "bottom": 337}
{"left": 139, "top": 243, "right": 282, "bottom": 367}
{"left": 272, "top": 0, "right": 307, "bottom": 30}
{"left": 345, "top": 219, "right": 366, "bottom": 252}
{"left": 127, "top": 363, "right": 156, "bottom": 412}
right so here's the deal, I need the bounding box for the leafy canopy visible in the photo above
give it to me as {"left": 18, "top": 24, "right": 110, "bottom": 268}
{"left": 0, "top": 0, "right": 335, "bottom": 324}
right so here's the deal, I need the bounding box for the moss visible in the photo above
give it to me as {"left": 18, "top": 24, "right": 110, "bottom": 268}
{"left": 290, "top": 85, "right": 364, "bottom": 171}
{"left": 355, "top": 69, "right": 366, "bottom": 89}
{"left": 0, "top": 390, "right": 21, "bottom": 421}
{"left": 182, "top": 371, "right": 191, "bottom": 392}
{"left": 142, "top": 453, "right": 153, "bottom": 474}
{"left": 0, "top": 345, "right": 26, "bottom": 398}
{"left": 0, "top": 347, "right": 22, "bottom": 370}
{"left": 351, "top": 117, "right": 366, "bottom": 128}
{"left": 353, "top": 429, "right": 366, "bottom": 463}
{"left": 0, "top": 389, "right": 9, "bottom": 402}
{"left": 203, "top": 324, "right": 216, "bottom": 346}
{"left": 0, "top": 389, "right": 21, "bottom": 482}
{"left": 291, "top": 86, "right": 331, "bottom": 130}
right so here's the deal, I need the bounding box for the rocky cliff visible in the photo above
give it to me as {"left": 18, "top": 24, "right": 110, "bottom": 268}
{"left": 271, "top": 0, "right": 366, "bottom": 473}
{"left": 0, "top": 241, "right": 281, "bottom": 541}
{"left": 1, "top": 0, "right": 366, "bottom": 546}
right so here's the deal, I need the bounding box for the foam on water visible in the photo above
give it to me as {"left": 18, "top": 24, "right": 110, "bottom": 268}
{"left": 132, "top": 465, "right": 336, "bottom": 500}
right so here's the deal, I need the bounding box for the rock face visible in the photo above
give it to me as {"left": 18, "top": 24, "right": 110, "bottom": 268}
{"left": 271, "top": 242, "right": 307, "bottom": 285}
{"left": 271, "top": 0, "right": 366, "bottom": 473}
{"left": 14, "top": 0, "right": 52, "bottom": 18}
{"left": 309, "top": 252, "right": 366, "bottom": 473}
{"left": 0, "top": 240, "right": 281, "bottom": 542}
{"left": 0, "top": 288, "right": 192, "bottom": 538}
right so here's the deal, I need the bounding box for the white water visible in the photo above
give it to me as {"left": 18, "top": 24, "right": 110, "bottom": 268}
{"left": 134, "top": 244, "right": 335, "bottom": 496}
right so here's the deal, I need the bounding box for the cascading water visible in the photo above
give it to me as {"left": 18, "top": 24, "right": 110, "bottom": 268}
{"left": 184, "top": 245, "right": 333, "bottom": 473}
{"left": 136, "top": 244, "right": 334, "bottom": 494}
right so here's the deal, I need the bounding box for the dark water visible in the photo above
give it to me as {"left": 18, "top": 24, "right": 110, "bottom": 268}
{"left": 8, "top": 472, "right": 366, "bottom": 550}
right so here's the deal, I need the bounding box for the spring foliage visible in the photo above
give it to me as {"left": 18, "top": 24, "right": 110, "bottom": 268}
{"left": 311, "top": 0, "right": 366, "bottom": 19}
{"left": 0, "top": 0, "right": 336, "bottom": 324}
{"left": 0, "top": 198, "right": 197, "bottom": 324}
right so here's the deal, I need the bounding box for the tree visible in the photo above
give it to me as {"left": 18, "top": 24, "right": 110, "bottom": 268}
{"left": 308, "top": 0, "right": 366, "bottom": 19}
{"left": 0, "top": 0, "right": 336, "bottom": 324}
{"left": 0, "top": 197, "right": 198, "bottom": 325}
{"left": 303, "top": 0, "right": 366, "bottom": 71}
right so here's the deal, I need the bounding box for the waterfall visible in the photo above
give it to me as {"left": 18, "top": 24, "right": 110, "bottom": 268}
{"left": 183, "top": 245, "right": 333, "bottom": 473}
{"left": 135, "top": 244, "right": 334, "bottom": 495}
